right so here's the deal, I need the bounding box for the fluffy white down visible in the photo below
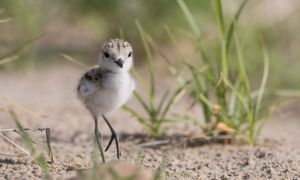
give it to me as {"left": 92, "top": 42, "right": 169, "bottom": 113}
{"left": 78, "top": 72, "right": 135, "bottom": 116}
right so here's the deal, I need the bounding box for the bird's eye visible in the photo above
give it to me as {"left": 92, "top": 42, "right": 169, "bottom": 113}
{"left": 104, "top": 52, "right": 110, "bottom": 58}
{"left": 128, "top": 52, "right": 132, "bottom": 57}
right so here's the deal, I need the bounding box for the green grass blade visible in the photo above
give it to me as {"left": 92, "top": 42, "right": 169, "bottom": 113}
{"left": 198, "top": 43, "right": 216, "bottom": 84}
{"left": 216, "top": 0, "right": 228, "bottom": 77}
{"left": 0, "top": 55, "right": 19, "bottom": 66}
{"left": 188, "top": 66, "right": 204, "bottom": 93}
{"left": 222, "top": 0, "right": 248, "bottom": 78}
{"left": 226, "top": 0, "right": 249, "bottom": 52}
{"left": 122, "top": 106, "right": 156, "bottom": 134}
{"left": 161, "top": 82, "right": 188, "bottom": 120}
{"left": 135, "top": 20, "right": 156, "bottom": 112}
{"left": 153, "top": 166, "right": 162, "bottom": 180}
{"left": 188, "top": 65, "right": 212, "bottom": 122}
{"left": 60, "top": 53, "right": 88, "bottom": 69}
{"left": 254, "top": 117, "right": 268, "bottom": 141}
{"left": 135, "top": 20, "right": 155, "bottom": 92}
{"left": 157, "top": 90, "right": 170, "bottom": 115}
{"left": 159, "top": 118, "right": 195, "bottom": 125}
{"left": 165, "top": 25, "right": 215, "bottom": 85}
{"left": 132, "top": 66, "right": 149, "bottom": 94}
{"left": 235, "top": 33, "right": 251, "bottom": 97}
{"left": 221, "top": 41, "right": 228, "bottom": 77}
{"left": 235, "top": 33, "right": 254, "bottom": 133}
{"left": 176, "top": 0, "right": 201, "bottom": 39}
{"left": 133, "top": 91, "right": 150, "bottom": 114}
{"left": 220, "top": 0, "right": 248, "bottom": 77}
{"left": 197, "top": 93, "right": 214, "bottom": 109}
{"left": 0, "top": 34, "right": 43, "bottom": 66}
{"left": 122, "top": 105, "right": 148, "bottom": 127}
{"left": 228, "top": 80, "right": 240, "bottom": 117}
{"left": 9, "top": 112, "right": 34, "bottom": 151}
{"left": 165, "top": 25, "right": 215, "bottom": 84}
{"left": 215, "top": 0, "right": 226, "bottom": 38}
{"left": 164, "top": 25, "right": 189, "bottom": 64}
{"left": 147, "top": 34, "right": 186, "bottom": 85}
{"left": 164, "top": 25, "right": 214, "bottom": 88}
{"left": 147, "top": 33, "right": 173, "bottom": 65}
{"left": 222, "top": 76, "right": 249, "bottom": 112}
{"left": 255, "top": 46, "right": 269, "bottom": 115}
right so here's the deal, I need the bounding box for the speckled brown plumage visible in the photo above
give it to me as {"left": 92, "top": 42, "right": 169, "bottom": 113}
{"left": 78, "top": 67, "right": 115, "bottom": 90}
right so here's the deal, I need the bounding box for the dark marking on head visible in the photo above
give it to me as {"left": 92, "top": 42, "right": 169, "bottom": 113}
{"left": 102, "top": 39, "right": 132, "bottom": 52}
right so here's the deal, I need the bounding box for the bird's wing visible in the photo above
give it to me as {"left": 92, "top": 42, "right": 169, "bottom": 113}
{"left": 77, "top": 67, "right": 104, "bottom": 97}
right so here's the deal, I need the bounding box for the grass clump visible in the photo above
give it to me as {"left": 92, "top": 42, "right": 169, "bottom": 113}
{"left": 169, "top": 0, "right": 270, "bottom": 144}
{"left": 122, "top": 21, "right": 188, "bottom": 137}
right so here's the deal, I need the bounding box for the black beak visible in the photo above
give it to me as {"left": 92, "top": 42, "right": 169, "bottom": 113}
{"left": 114, "top": 58, "right": 124, "bottom": 68}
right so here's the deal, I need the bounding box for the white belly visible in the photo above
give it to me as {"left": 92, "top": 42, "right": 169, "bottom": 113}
{"left": 83, "top": 74, "right": 134, "bottom": 116}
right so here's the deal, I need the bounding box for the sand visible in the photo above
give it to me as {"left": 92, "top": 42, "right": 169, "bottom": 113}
{"left": 0, "top": 65, "right": 299, "bottom": 180}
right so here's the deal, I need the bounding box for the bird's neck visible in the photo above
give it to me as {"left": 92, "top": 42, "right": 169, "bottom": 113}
{"left": 100, "top": 66, "right": 130, "bottom": 76}
{"left": 99, "top": 67, "right": 113, "bottom": 74}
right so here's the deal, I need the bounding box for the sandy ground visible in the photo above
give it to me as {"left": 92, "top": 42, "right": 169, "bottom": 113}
{"left": 0, "top": 65, "right": 299, "bottom": 180}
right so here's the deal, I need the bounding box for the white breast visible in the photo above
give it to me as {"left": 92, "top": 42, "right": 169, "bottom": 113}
{"left": 81, "top": 73, "right": 134, "bottom": 116}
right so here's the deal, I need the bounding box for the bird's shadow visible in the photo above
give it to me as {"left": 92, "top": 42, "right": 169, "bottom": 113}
{"left": 119, "top": 132, "right": 186, "bottom": 143}
{"left": 119, "top": 132, "right": 234, "bottom": 149}
{"left": 0, "top": 157, "right": 28, "bottom": 165}
{"left": 50, "top": 131, "right": 235, "bottom": 149}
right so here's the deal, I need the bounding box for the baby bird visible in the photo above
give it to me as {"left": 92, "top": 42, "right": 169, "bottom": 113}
{"left": 77, "top": 39, "right": 135, "bottom": 162}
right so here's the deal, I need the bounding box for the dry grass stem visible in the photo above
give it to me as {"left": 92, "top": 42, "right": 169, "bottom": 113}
{"left": 0, "top": 133, "right": 31, "bottom": 156}
{"left": 0, "top": 127, "right": 54, "bottom": 163}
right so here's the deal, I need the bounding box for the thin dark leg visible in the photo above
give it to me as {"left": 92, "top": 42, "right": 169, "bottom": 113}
{"left": 94, "top": 116, "right": 105, "bottom": 163}
{"left": 102, "top": 115, "right": 120, "bottom": 159}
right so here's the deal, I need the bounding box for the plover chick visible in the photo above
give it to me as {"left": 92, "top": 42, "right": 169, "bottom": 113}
{"left": 77, "top": 39, "right": 135, "bottom": 162}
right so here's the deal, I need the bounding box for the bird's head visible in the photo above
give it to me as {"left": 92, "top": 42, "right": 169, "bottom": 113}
{"left": 100, "top": 39, "right": 133, "bottom": 73}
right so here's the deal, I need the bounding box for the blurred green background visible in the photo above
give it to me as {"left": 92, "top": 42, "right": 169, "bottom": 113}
{"left": 0, "top": 0, "right": 300, "bottom": 90}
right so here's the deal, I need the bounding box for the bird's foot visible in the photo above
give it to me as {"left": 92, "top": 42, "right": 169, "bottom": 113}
{"left": 105, "top": 132, "right": 121, "bottom": 159}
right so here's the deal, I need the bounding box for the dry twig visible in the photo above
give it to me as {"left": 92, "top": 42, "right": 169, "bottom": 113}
{"left": 0, "top": 128, "right": 54, "bottom": 162}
